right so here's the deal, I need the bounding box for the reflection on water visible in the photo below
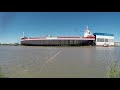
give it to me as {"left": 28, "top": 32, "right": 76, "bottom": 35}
{"left": 0, "top": 46, "right": 120, "bottom": 78}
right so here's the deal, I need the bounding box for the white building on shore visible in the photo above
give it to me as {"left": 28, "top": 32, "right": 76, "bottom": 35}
{"left": 93, "top": 33, "right": 114, "bottom": 46}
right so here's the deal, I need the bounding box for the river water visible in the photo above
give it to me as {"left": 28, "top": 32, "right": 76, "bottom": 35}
{"left": 0, "top": 46, "right": 120, "bottom": 78}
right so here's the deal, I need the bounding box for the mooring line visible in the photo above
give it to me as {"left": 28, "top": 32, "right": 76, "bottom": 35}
{"left": 46, "top": 51, "right": 62, "bottom": 63}
{"left": 40, "top": 63, "right": 45, "bottom": 73}
{"left": 40, "top": 51, "right": 62, "bottom": 73}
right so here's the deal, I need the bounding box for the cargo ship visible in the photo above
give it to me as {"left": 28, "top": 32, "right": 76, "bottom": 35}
{"left": 20, "top": 26, "right": 96, "bottom": 46}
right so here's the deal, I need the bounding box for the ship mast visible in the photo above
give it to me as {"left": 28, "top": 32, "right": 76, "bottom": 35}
{"left": 86, "top": 25, "right": 89, "bottom": 30}
{"left": 84, "top": 26, "right": 94, "bottom": 37}
{"left": 23, "top": 32, "right": 24, "bottom": 37}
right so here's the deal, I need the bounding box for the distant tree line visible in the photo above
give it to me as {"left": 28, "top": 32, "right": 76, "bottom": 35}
{"left": 0, "top": 43, "right": 20, "bottom": 46}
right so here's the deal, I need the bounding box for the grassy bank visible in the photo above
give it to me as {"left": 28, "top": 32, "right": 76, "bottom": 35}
{"left": 0, "top": 67, "right": 6, "bottom": 78}
{"left": 107, "top": 60, "right": 120, "bottom": 78}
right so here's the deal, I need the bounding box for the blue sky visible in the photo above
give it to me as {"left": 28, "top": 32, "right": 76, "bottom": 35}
{"left": 0, "top": 12, "right": 120, "bottom": 43}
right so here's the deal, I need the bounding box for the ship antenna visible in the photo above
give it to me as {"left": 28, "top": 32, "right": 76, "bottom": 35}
{"left": 86, "top": 25, "right": 89, "bottom": 30}
{"left": 23, "top": 32, "right": 24, "bottom": 37}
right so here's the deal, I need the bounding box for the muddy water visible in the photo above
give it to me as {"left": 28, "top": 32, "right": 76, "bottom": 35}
{"left": 0, "top": 46, "right": 120, "bottom": 78}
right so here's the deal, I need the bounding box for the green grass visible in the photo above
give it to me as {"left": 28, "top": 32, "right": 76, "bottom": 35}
{"left": 0, "top": 67, "right": 6, "bottom": 78}
{"left": 0, "top": 74, "right": 4, "bottom": 78}
{"left": 107, "top": 60, "right": 120, "bottom": 78}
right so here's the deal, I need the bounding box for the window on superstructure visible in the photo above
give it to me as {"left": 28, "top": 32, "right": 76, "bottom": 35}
{"left": 105, "top": 39, "right": 108, "bottom": 42}
{"left": 97, "top": 38, "right": 104, "bottom": 42}
{"left": 109, "top": 39, "right": 114, "bottom": 42}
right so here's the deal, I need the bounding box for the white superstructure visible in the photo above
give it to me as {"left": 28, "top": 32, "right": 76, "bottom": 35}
{"left": 93, "top": 33, "right": 114, "bottom": 46}
{"left": 84, "top": 26, "right": 95, "bottom": 37}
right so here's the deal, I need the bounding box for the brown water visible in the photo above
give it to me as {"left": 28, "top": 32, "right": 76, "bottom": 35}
{"left": 0, "top": 46, "right": 120, "bottom": 78}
